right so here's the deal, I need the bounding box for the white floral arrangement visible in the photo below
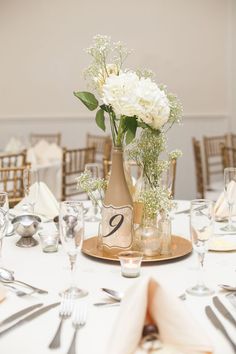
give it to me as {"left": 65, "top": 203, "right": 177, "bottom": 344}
{"left": 74, "top": 35, "right": 182, "bottom": 147}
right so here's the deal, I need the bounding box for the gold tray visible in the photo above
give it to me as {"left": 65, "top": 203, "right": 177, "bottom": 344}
{"left": 82, "top": 235, "right": 192, "bottom": 262}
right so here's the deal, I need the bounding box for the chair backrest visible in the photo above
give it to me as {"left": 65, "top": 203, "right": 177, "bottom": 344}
{"left": 0, "top": 150, "right": 27, "bottom": 168}
{"left": 0, "top": 166, "right": 29, "bottom": 207}
{"left": 203, "top": 134, "right": 228, "bottom": 186}
{"left": 30, "top": 133, "right": 61, "bottom": 146}
{"left": 86, "top": 134, "right": 112, "bottom": 160}
{"left": 230, "top": 133, "right": 236, "bottom": 149}
{"left": 221, "top": 144, "right": 236, "bottom": 169}
{"left": 61, "top": 147, "right": 95, "bottom": 201}
{"left": 170, "top": 158, "right": 177, "bottom": 198}
{"left": 192, "top": 138, "right": 205, "bottom": 199}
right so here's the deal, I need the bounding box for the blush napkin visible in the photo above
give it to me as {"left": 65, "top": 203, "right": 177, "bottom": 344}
{"left": 214, "top": 180, "right": 236, "bottom": 219}
{"left": 108, "top": 277, "right": 212, "bottom": 354}
{"left": 15, "top": 182, "right": 59, "bottom": 219}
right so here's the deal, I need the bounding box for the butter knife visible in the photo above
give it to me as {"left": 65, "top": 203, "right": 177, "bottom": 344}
{"left": 213, "top": 296, "right": 236, "bottom": 328}
{"left": 205, "top": 306, "right": 236, "bottom": 352}
{"left": 0, "top": 303, "right": 43, "bottom": 327}
{"left": 0, "top": 302, "right": 60, "bottom": 337}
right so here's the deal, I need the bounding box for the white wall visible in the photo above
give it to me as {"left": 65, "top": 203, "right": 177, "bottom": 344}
{"left": 0, "top": 0, "right": 233, "bottom": 199}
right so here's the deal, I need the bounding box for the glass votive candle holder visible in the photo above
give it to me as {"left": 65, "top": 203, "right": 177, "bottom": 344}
{"left": 38, "top": 231, "right": 59, "bottom": 253}
{"left": 118, "top": 251, "right": 143, "bottom": 278}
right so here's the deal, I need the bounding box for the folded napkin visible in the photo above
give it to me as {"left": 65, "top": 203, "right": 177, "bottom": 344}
{"left": 0, "top": 284, "right": 6, "bottom": 303}
{"left": 214, "top": 180, "right": 236, "bottom": 219}
{"left": 27, "top": 140, "right": 62, "bottom": 166}
{"left": 108, "top": 277, "right": 212, "bottom": 354}
{"left": 4, "top": 137, "right": 25, "bottom": 153}
{"left": 15, "top": 182, "right": 59, "bottom": 218}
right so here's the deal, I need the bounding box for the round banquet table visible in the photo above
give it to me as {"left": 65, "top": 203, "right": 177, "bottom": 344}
{"left": 0, "top": 200, "right": 235, "bottom": 354}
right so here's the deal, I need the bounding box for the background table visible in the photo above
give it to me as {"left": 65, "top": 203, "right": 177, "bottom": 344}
{"left": 0, "top": 201, "right": 235, "bottom": 354}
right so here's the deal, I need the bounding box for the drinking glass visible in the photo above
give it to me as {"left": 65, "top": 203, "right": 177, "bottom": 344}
{"left": 84, "top": 163, "right": 101, "bottom": 222}
{"left": 23, "top": 167, "right": 40, "bottom": 213}
{"left": 0, "top": 192, "right": 9, "bottom": 263}
{"left": 186, "top": 199, "right": 214, "bottom": 296}
{"left": 221, "top": 167, "right": 236, "bottom": 232}
{"left": 59, "top": 201, "right": 88, "bottom": 299}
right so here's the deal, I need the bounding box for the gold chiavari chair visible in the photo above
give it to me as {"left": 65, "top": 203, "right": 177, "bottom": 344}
{"left": 103, "top": 159, "right": 112, "bottom": 180}
{"left": 86, "top": 134, "right": 112, "bottom": 161}
{"left": 0, "top": 166, "right": 29, "bottom": 207}
{"left": 203, "top": 134, "right": 228, "bottom": 187}
{"left": 61, "top": 147, "right": 95, "bottom": 201}
{"left": 30, "top": 133, "right": 61, "bottom": 146}
{"left": 0, "top": 150, "right": 27, "bottom": 168}
{"left": 192, "top": 138, "right": 205, "bottom": 199}
{"left": 230, "top": 133, "right": 236, "bottom": 149}
{"left": 221, "top": 145, "right": 236, "bottom": 169}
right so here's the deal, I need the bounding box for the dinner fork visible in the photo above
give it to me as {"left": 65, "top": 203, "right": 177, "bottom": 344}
{"left": 66, "top": 304, "right": 87, "bottom": 354}
{"left": 48, "top": 294, "right": 74, "bottom": 349}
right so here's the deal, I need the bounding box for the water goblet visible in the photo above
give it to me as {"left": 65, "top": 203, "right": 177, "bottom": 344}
{"left": 23, "top": 166, "right": 40, "bottom": 213}
{"left": 84, "top": 163, "right": 101, "bottom": 222}
{"left": 59, "top": 201, "right": 88, "bottom": 299}
{"left": 186, "top": 199, "right": 214, "bottom": 296}
{"left": 0, "top": 192, "right": 9, "bottom": 264}
{"left": 221, "top": 167, "right": 236, "bottom": 232}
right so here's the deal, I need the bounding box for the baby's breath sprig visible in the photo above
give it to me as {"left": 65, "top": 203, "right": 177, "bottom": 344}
{"left": 76, "top": 169, "right": 107, "bottom": 210}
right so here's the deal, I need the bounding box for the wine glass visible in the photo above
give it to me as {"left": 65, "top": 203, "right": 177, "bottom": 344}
{"left": 221, "top": 167, "right": 236, "bottom": 232}
{"left": 186, "top": 199, "right": 214, "bottom": 296}
{"left": 23, "top": 167, "right": 40, "bottom": 213}
{"left": 84, "top": 163, "right": 101, "bottom": 222}
{"left": 0, "top": 192, "right": 9, "bottom": 264}
{"left": 59, "top": 200, "right": 88, "bottom": 299}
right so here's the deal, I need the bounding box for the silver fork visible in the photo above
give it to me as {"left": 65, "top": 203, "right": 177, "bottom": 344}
{"left": 67, "top": 304, "right": 87, "bottom": 354}
{"left": 48, "top": 294, "right": 74, "bottom": 349}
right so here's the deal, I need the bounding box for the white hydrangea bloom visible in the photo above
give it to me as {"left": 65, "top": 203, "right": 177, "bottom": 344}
{"left": 136, "top": 77, "right": 170, "bottom": 129}
{"left": 102, "top": 71, "right": 140, "bottom": 117}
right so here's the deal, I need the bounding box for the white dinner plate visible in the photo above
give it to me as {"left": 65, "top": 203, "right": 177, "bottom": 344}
{"left": 209, "top": 235, "right": 236, "bottom": 252}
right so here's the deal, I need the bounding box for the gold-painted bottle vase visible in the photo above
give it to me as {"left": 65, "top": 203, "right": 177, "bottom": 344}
{"left": 102, "top": 147, "right": 134, "bottom": 253}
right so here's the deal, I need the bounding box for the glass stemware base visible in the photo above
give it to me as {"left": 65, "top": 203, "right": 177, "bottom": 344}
{"left": 60, "top": 286, "right": 88, "bottom": 299}
{"left": 186, "top": 284, "right": 214, "bottom": 296}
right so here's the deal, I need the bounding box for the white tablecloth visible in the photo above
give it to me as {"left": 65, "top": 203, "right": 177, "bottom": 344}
{"left": 0, "top": 201, "right": 235, "bottom": 354}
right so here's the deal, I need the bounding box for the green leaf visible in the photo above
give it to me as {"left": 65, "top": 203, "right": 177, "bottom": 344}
{"left": 95, "top": 109, "right": 106, "bottom": 131}
{"left": 73, "top": 91, "right": 98, "bottom": 111}
{"left": 124, "top": 117, "right": 138, "bottom": 144}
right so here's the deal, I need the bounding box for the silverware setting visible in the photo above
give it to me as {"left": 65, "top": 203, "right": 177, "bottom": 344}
{"left": 66, "top": 304, "right": 87, "bottom": 354}
{"left": 0, "top": 302, "right": 60, "bottom": 338}
{"left": 213, "top": 296, "right": 236, "bottom": 328}
{"left": 0, "top": 303, "right": 43, "bottom": 327}
{"left": 48, "top": 295, "right": 74, "bottom": 349}
{"left": 0, "top": 267, "right": 48, "bottom": 294}
{"left": 205, "top": 305, "right": 236, "bottom": 352}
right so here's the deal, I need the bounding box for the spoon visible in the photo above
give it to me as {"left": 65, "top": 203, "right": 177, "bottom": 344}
{"left": 218, "top": 284, "right": 236, "bottom": 291}
{"left": 101, "top": 288, "right": 123, "bottom": 302}
{"left": 0, "top": 268, "right": 48, "bottom": 294}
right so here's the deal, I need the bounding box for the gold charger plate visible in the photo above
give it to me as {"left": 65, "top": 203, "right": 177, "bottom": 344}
{"left": 82, "top": 235, "right": 192, "bottom": 262}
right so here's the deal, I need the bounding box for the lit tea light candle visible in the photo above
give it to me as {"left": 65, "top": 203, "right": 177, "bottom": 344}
{"left": 118, "top": 251, "right": 143, "bottom": 278}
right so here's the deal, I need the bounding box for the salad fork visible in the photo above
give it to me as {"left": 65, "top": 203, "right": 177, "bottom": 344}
{"left": 67, "top": 304, "right": 87, "bottom": 354}
{"left": 48, "top": 294, "right": 74, "bottom": 349}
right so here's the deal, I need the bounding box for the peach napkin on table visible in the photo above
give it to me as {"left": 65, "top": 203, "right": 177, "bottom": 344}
{"left": 214, "top": 180, "right": 236, "bottom": 219}
{"left": 14, "top": 182, "right": 59, "bottom": 219}
{"left": 108, "top": 277, "right": 212, "bottom": 354}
